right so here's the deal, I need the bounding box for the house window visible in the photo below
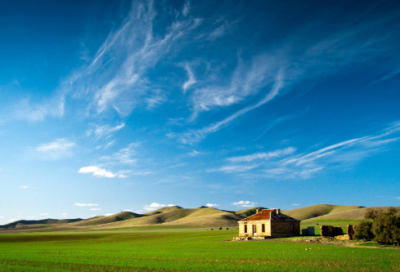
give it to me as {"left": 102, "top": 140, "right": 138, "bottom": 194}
{"left": 262, "top": 224, "right": 265, "bottom": 232}
{"left": 290, "top": 224, "right": 294, "bottom": 231}
{"left": 244, "top": 225, "right": 247, "bottom": 233}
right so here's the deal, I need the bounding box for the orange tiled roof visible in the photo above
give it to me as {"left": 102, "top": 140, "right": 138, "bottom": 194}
{"left": 240, "top": 209, "right": 300, "bottom": 222}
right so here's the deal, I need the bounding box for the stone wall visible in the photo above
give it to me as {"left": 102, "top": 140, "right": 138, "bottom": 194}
{"left": 239, "top": 221, "right": 300, "bottom": 237}
{"left": 270, "top": 221, "right": 300, "bottom": 237}
{"left": 320, "top": 225, "right": 343, "bottom": 237}
{"left": 238, "top": 221, "right": 271, "bottom": 237}
{"left": 320, "top": 224, "right": 356, "bottom": 239}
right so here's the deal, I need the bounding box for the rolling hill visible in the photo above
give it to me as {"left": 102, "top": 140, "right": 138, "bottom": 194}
{"left": 282, "top": 204, "right": 363, "bottom": 220}
{"left": 86, "top": 206, "right": 244, "bottom": 229}
{"left": 2, "top": 204, "right": 400, "bottom": 230}
{"left": 0, "top": 218, "right": 83, "bottom": 229}
{"left": 310, "top": 206, "right": 400, "bottom": 220}
{"left": 68, "top": 211, "right": 142, "bottom": 227}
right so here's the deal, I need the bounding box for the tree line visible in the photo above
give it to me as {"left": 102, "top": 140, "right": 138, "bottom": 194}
{"left": 354, "top": 207, "right": 400, "bottom": 246}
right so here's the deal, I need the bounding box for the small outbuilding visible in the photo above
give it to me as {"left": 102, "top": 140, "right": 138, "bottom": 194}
{"left": 238, "top": 209, "right": 300, "bottom": 238}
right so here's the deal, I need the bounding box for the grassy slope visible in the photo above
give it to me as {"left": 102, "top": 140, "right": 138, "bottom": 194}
{"left": 5, "top": 204, "right": 399, "bottom": 230}
{"left": 93, "top": 207, "right": 244, "bottom": 229}
{"left": 310, "top": 206, "right": 400, "bottom": 220}
{"left": 234, "top": 207, "right": 266, "bottom": 217}
{"left": 69, "top": 212, "right": 142, "bottom": 227}
{"left": 283, "top": 204, "right": 363, "bottom": 220}
{"left": 0, "top": 218, "right": 83, "bottom": 229}
{"left": 0, "top": 230, "right": 398, "bottom": 271}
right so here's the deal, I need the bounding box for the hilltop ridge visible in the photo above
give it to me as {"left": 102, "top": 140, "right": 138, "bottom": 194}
{"left": 1, "top": 204, "right": 399, "bottom": 230}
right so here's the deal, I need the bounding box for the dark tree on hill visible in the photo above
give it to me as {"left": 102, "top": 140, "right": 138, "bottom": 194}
{"left": 370, "top": 207, "right": 400, "bottom": 246}
{"left": 354, "top": 220, "right": 374, "bottom": 241}
{"left": 365, "top": 208, "right": 382, "bottom": 220}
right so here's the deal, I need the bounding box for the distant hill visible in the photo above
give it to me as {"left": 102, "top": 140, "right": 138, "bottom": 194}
{"left": 3, "top": 204, "right": 400, "bottom": 230}
{"left": 89, "top": 206, "right": 244, "bottom": 229}
{"left": 234, "top": 207, "right": 266, "bottom": 217}
{"left": 0, "top": 218, "right": 82, "bottom": 229}
{"left": 310, "top": 206, "right": 400, "bottom": 220}
{"left": 68, "top": 212, "right": 142, "bottom": 227}
{"left": 282, "top": 204, "right": 363, "bottom": 220}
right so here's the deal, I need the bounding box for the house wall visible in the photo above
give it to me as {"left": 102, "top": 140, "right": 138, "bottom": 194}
{"left": 238, "top": 221, "right": 271, "bottom": 237}
{"left": 270, "top": 221, "right": 300, "bottom": 237}
{"left": 238, "top": 221, "right": 300, "bottom": 237}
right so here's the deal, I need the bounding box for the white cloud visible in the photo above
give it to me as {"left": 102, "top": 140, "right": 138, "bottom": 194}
{"left": 74, "top": 203, "right": 98, "bottom": 207}
{"left": 213, "top": 164, "right": 261, "bottom": 173}
{"left": 36, "top": 138, "right": 75, "bottom": 160}
{"left": 19, "top": 185, "right": 29, "bottom": 189}
{"left": 205, "top": 203, "right": 219, "bottom": 207}
{"left": 188, "top": 150, "right": 201, "bottom": 156}
{"left": 123, "top": 209, "right": 131, "bottom": 212}
{"left": 13, "top": 95, "right": 65, "bottom": 122}
{"left": 9, "top": 219, "right": 16, "bottom": 222}
{"left": 143, "top": 202, "right": 175, "bottom": 211}
{"left": 105, "top": 213, "right": 113, "bottom": 216}
{"left": 182, "top": 1, "right": 190, "bottom": 17}
{"left": 146, "top": 91, "right": 167, "bottom": 109}
{"left": 61, "top": 213, "right": 67, "bottom": 216}
{"left": 182, "top": 63, "right": 196, "bottom": 93}
{"left": 104, "top": 140, "right": 116, "bottom": 149}
{"left": 78, "top": 166, "right": 125, "bottom": 178}
{"left": 179, "top": 69, "right": 285, "bottom": 144}
{"left": 228, "top": 147, "right": 296, "bottom": 162}
{"left": 233, "top": 201, "right": 256, "bottom": 208}
{"left": 90, "top": 208, "right": 101, "bottom": 211}
{"left": 101, "top": 142, "right": 139, "bottom": 165}
{"left": 292, "top": 204, "right": 300, "bottom": 206}
{"left": 86, "top": 123, "right": 125, "bottom": 141}
{"left": 207, "top": 21, "right": 234, "bottom": 41}
{"left": 231, "top": 122, "right": 400, "bottom": 180}
{"left": 0, "top": 216, "right": 4, "bottom": 219}
{"left": 63, "top": 1, "right": 204, "bottom": 116}
{"left": 40, "top": 213, "right": 49, "bottom": 216}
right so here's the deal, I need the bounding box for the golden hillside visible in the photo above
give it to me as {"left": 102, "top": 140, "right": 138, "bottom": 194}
{"left": 310, "top": 206, "right": 400, "bottom": 220}
{"left": 283, "top": 204, "right": 363, "bottom": 220}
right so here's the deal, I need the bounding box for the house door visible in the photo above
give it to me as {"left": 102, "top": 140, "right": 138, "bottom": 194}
{"left": 252, "top": 225, "right": 256, "bottom": 235}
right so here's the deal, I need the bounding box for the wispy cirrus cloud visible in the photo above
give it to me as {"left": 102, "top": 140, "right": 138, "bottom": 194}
{"left": 181, "top": 1, "right": 190, "bottom": 17}
{"left": 228, "top": 147, "right": 296, "bottom": 162}
{"left": 66, "top": 0, "right": 204, "bottom": 116}
{"left": 101, "top": 142, "right": 140, "bottom": 165}
{"left": 13, "top": 95, "right": 65, "bottom": 122}
{"left": 219, "top": 121, "right": 400, "bottom": 180}
{"left": 36, "top": 138, "right": 75, "bottom": 160}
{"left": 182, "top": 63, "right": 196, "bottom": 93}
{"left": 86, "top": 123, "right": 125, "bottom": 141}
{"left": 175, "top": 69, "right": 285, "bottom": 144}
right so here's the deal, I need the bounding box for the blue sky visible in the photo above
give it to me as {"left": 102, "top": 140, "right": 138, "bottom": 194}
{"left": 1, "top": 0, "right": 400, "bottom": 224}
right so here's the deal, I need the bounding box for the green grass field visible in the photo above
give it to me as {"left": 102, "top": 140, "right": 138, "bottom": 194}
{"left": 0, "top": 229, "right": 399, "bottom": 271}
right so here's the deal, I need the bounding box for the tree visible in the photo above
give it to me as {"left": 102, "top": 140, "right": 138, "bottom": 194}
{"left": 353, "top": 220, "right": 374, "bottom": 241}
{"left": 372, "top": 207, "right": 400, "bottom": 246}
{"left": 365, "top": 208, "right": 382, "bottom": 220}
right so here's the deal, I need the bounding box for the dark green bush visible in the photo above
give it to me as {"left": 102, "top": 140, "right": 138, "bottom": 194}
{"left": 354, "top": 220, "right": 374, "bottom": 241}
{"left": 372, "top": 208, "right": 400, "bottom": 246}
